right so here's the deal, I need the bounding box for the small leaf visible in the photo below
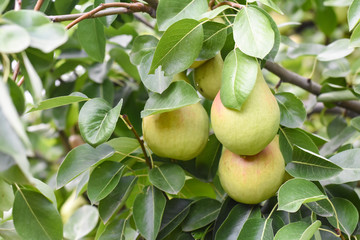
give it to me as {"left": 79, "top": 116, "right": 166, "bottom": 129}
{"left": 319, "top": 126, "right": 356, "bottom": 156}
{"left": 286, "top": 145, "right": 342, "bottom": 180}
{"left": 327, "top": 148, "right": 360, "bottom": 184}
{"left": 278, "top": 179, "right": 327, "bottom": 212}
{"left": 0, "top": 24, "right": 30, "bottom": 53}
{"left": 56, "top": 143, "right": 114, "bottom": 188}
{"left": 130, "top": 35, "right": 159, "bottom": 65}
{"left": 150, "top": 19, "right": 203, "bottom": 75}
{"left": 98, "top": 216, "right": 126, "bottom": 240}
{"left": 79, "top": 98, "right": 123, "bottom": 147}
{"left": 238, "top": 218, "right": 273, "bottom": 240}
{"left": 317, "top": 90, "right": 358, "bottom": 102}
{"left": 133, "top": 186, "right": 166, "bottom": 240}
{"left": 13, "top": 189, "right": 63, "bottom": 240}
{"left": 0, "top": 179, "right": 14, "bottom": 211}
{"left": 141, "top": 81, "right": 200, "bottom": 117}
{"left": 21, "top": 52, "right": 43, "bottom": 104}
{"left": 110, "top": 47, "right": 140, "bottom": 81}
{"left": 350, "top": 24, "right": 360, "bottom": 47}
{"left": 199, "top": 5, "right": 231, "bottom": 20}
{"left": 248, "top": 0, "right": 284, "bottom": 14}
{"left": 317, "top": 39, "right": 354, "bottom": 62}
{"left": 348, "top": 0, "right": 360, "bottom": 31}
{"left": 220, "top": 48, "right": 258, "bottom": 110}
{"left": 274, "top": 220, "right": 321, "bottom": 240}
{"left": 305, "top": 200, "right": 334, "bottom": 217}
{"left": 149, "top": 163, "right": 185, "bottom": 194}
{"left": 233, "top": 6, "right": 275, "bottom": 59}
{"left": 64, "top": 205, "right": 99, "bottom": 240}
{"left": 78, "top": 18, "right": 105, "bottom": 62}
{"left": 275, "top": 92, "right": 306, "bottom": 128}
{"left": 198, "top": 22, "right": 228, "bottom": 60}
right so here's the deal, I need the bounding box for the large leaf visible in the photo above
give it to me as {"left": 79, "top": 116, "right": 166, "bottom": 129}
{"left": 305, "top": 200, "right": 334, "bottom": 217}
{"left": 149, "top": 19, "right": 203, "bottom": 76}
{"left": 327, "top": 148, "right": 360, "bottom": 184}
{"left": 79, "top": 98, "right": 123, "bottom": 147}
{"left": 133, "top": 186, "right": 166, "bottom": 240}
{"left": 220, "top": 48, "right": 258, "bottom": 110}
{"left": 0, "top": 24, "right": 30, "bottom": 53}
{"left": 141, "top": 81, "right": 200, "bottom": 117}
{"left": 198, "top": 21, "right": 228, "bottom": 60}
{"left": 274, "top": 220, "right": 321, "bottom": 240}
{"left": 238, "top": 218, "right": 273, "bottom": 240}
{"left": 149, "top": 163, "right": 185, "bottom": 194}
{"left": 278, "top": 179, "right": 327, "bottom": 212}
{"left": 286, "top": 146, "right": 342, "bottom": 180}
{"left": 156, "top": 0, "right": 208, "bottom": 31}
{"left": 317, "top": 39, "right": 354, "bottom": 61}
{"left": 275, "top": 92, "right": 306, "bottom": 128}
{"left": 29, "top": 92, "right": 88, "bottom": 112}
{"left": 13, "top": 189, "right": 63, "bottom": 240}
{"left": 56, "top": 143, "right": 114, "bottom": 188}
{"left": 348, "top": 0, "right": 360, "bottom": 31}
{"left": 130, "top": 35, "right": 159, "bottom": 65}
{"left": 97, "top": 216, "right": 126, "bottom": 240}
{"left": 87, "top": 161, "right": 125, "bottom": 203}
{"left": 233, "top": 6, "right": 275, "bottom": 59}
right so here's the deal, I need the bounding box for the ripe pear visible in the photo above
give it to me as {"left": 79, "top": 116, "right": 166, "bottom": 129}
{"left": 142, "top": 102, "right": 209, "bottom": 160}
{"left": 211, "top": 67, "right": 280, "bottom": 155}
{"left": 194, "top": 53, "right": 223, "bottom": 100}
{"left": 218, "top": 135, "right": 285, "bottom": 204}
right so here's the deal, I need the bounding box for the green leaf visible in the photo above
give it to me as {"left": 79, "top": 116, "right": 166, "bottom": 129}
{"left": 317, "top": 90, "right": 358, "bottom": 102}
{"left": 305, "top": 200, "right": 334, "bottom": 217}
{"left": 348, "top": 0, "right": 360, "bottom": 31}
{"left": 0, "top": 24, "right": 30, "bottom": 53}
{"left": 110, "top": 47, "right": 140, "bottom": 81}
{"left": 13, "top": 189, "right": 63, "bottom": 240}
{"left": 133, "top": 186, "right": 166, "bottom": 240}
{"left": 77, "top": 18, "right": 105, "bottom": 62}
{"left": 0, "top": 0, "right": 9, "bottom": 13}
{"left": 106, "top": 137, "right": 140, "bottom": 162}
{"left": 0, "top": 179, "right": 14, "bottom": 211}
{"left": 130, "top": 35, "right": 159, "bottom": 65}
{"left": 87, "top": 161, "right": 125, "bottom": 203}
{"left": 287, "top": 43, "right": 325, "bottom": 59}
{"left": 157, "top": 198, "right": 193, "bottom": 239}
{"left": 248, "top": 0, "right": 284, "bottom": 14}
{"left": 3, "top": 10, "right": 49, "bottom": 28}
{"left": 275, "top": 92, "right": 306, "bottom": 128}
{"left": 286, "top": 145, "right": 342, "bottom": 180}
{"left": 7, "top": 78, "right": 25, "bottom": 115}
{"left": 149, "top": 19, "right": 204, "bottom": 75}
{"left": 233, "top": 6, "right": 275, "bottom": 59}
{"left": 199, "top": 5, "right": 231, "bottom": 20}
{"left": 238, "top": 218, "right": 273, "bottom": 240}
{"left": 198, "top": 22, "right": 228, "bottom": 60}
{"left": 149, "top": 164, "right": 185, "bottom": 195}
{"left": 350, "top": 116, "right": 360, "bottom": 131}
{"left": 319, "top": 126, "right": 356, "bottom": 156}
{"left": 182, "top": 198, "right": 221, "bottom": 232}
{"left": 350, "top": 24, "right": 360, "bottom": 47}
{"left": 54, "top": 0, "right": 78, "bottom": 14}
{"left": 141, "top": 81, "right": 200, "bottom": 117}
{"left": 317, "top": 39, "right": 354, "bottom": 61}
{"left": 324, "top": 0, "right": 352, "bottom": 6}
{"left": 220, "top": 48, "right": 258, "bottom": 110}
{"left": 94, "top": 0, "right": 119, "bottom": 27}
{"left": 278, "top": 179, "right": 327, "bottom": 212}
{"left": 156, "top": 0, "right": 208, "bottom": 31}
{"left": 79, "top": 98, "right": 123, "bottom": 147}
{"left": 315, "top": 5, "right": 337, "bottom": 36}
{"left": 327, "top": 148, "right": 360, "bottom": 184}
{"left": 0, "top": 220, "right": 21, "bottom": 240}
{"left": 64, "top": 205, "right": 99, "bottom": 240}
{"left": 327, "top": 197, "right": 359, "bottom": 236}
{"left": 326, "top": 184, "right": 360, "bottom": 213}
{"left": 274, "top": 220, "right": 321, "bottom": 240}
{"left": 21, "top": 51, "right": 43, "bottom": 104}
{"left": 29, "top": 93, "right": 88, "bottom": 112}
{"left": 98, "top": 216, "right": 126, "bottom": 240}
{"left": 99, "top": 176, "right": 137, "bottom": 223}
{"left": 56, "top": 143, "right": 114, "bottom": 188}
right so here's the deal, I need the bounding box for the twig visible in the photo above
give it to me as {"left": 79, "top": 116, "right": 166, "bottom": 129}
{"left": 50, "top": 8, "right": 129, "bottom": 22}
{"left": 17, "top": 76, "right": 25, "bottom": 87}
{"left": 264, "top": 61, "right": 360, "bottom": 115}
{"left": 65, "top": 2, "right": 155, "bottom": 29}
{"left": 34, "top": 0, "right": 44, "bottom": 11}
{"left": 121, "top": 115, "right": 152, "bottom": 169}
{"left": 212, "top": 1, "right": 244, "bottom": 10}
{"left": 209, "top": 0, "right": 216, "bottom": 9}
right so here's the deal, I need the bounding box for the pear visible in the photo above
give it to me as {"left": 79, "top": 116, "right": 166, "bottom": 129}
{"left": 142, "top": 102, "right": 209, "bottom": 160}
{"left": 218, "top": 135, "right": 285, "bottom": 204}
{"left": 194, "top": 53, "right": 223, "bottom": 100}
{"left": 172, "top": 71, "right": 190, "bottom": 84}
{"left": 190, "top": 60, "right": 207, "bottom": 69}
{"left": 211, "top": 67, "right": 280, "bottom": 155}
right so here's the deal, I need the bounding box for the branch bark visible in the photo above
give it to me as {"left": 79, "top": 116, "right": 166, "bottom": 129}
{"left": 265, "top": 61, "right": 360, "bottom": 115}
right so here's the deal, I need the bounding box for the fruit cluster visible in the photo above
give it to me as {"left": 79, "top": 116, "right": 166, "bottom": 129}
{"left": 142, "top": 55, "right": 286, "bottom": 204}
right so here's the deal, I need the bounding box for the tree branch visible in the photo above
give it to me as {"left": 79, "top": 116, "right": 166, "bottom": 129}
{"left": 34, "top": 0, "right": 44, "bottom": 11}
{"left": 265, "top": 61, "right": 360, "bottom": 115}
{"left": 212, "top": 1, "right": 244, "bottom": 10}
{"left": 143, "top": 0, "right": 158, "bottom": 9}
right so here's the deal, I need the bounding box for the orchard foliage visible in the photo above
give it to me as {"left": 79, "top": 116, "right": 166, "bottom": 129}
{"left": 1, "top": 0, "right": 360, "bottom": 239}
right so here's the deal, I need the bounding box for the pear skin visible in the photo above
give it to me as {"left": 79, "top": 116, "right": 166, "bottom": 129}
{"left": 142, "top": 102, "right": 209, "bottom": 160}
{"left": 194, "top": 53, "right": 223, "bottom": 100}
{"left": 211, "top": 67, "right": 280, "bottom": 155}
{"left": 218, "top": 136, "right": 285, "bottom": 204}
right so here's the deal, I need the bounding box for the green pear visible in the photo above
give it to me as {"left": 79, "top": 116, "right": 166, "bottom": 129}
{"left": 211, "top": 67, "right": 280, "bottom": 155}
{"left": 142, "top": 102, "right": 209, "bottom": 160}
{"left": 218, "top": 135, "right": 285, "bottom": 204}
{"left": 194, "top": 53, "right": 223, "bottom": 100}
{"left": 172, "top": 72, "right": 190, "bottom": 84}
{"left": 190, "top": 60, "right": 207, "bottom": 69}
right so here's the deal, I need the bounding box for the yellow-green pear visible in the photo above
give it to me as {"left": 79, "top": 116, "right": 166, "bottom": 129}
{"left": 194, "top": 53, "right": 223, "bottom": 100}
{"left": 218, "top": 136, "right": 285, "bottom": 204}
{"left": 142, "top": 102, "right": 209, "bottom": 160}
{"left": 190, "top": 60, "right": 207, "bottom": 69}
{"left": 172, "top": 72, "right": 190, "bottom": 84}
{"left": 211, "top": 67, "right": 280, "bottom": 155}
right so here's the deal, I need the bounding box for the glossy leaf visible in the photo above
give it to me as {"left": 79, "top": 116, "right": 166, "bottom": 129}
{"left": 78, "top": 18, "right": 105, "bottom": 62}
{"left": 0, "top": 24, "right": 30, "bottom": 53}
{"left": 98, "top": 216, "right": 126, "bottom": 240}
{"left": 149, "top": 163, "right": 185, "bottom": 194}
{"left": 79, "top": 98, "right": 123, "bottom": 147}
{"left": 133, "top": 186, "right": 166, "bottom": 240}
{"left": 317, "top": 39, "right": 354, "bottom": 61}
{"left": 13, "top": 189, "right": 63, "bottom": 240}
{"left": 87, "top": 161, "right": 125, "bottom": 203}
{"left": 233, "top": 6, "right": 275, "bottom": 59}
{"left": 56, "top": 143, "right": 114, "bottom": 188}
{"left": 238, "top": 218, "right": 273, "bottom": 240}
{"left": 29, "top": 92, "right": 88, "bottom": 112}
{"left": 220, "top": 48, "right": 258, "bottom": 110}
{"left": 275, "top": 92, "right": 306, "bottom": 128}
{"left": 106, "top": 137, "right": 140, "bottom": 162}
{"left": 278, "top": 179, "right": 327, "bottom": 212}
{"left": 141, "top": 81, "right": 200, "bottom": 117}
{"left": 200, "top": 5, "right": 231, "bottom": 20}
{"left": 350, "top": 24, "right": 360, "bottom": 47}
{"left": 327, "top": 148, "right": 360, "bottom": 184}
{"left": 305, "top": 199, "right": 334, "bottom": 217}
{"left": 286, "top": 146, "right": 342, "bottom": 180}
{"left": 182, "top": 198, "right": 221, "bottom": 231}
{"left": 150, "top": 19, "right": 203, "bottom": 76}
{"left": 130, "top": 35, "right": 159, "bottom": 65}
{"left": 317, "top": 90, "right": 358, "bottom": 102}
{"left": 212, "top": 197, "right": 238, "bottom": 236}
{"left": 198, "top": 22, "right": 228, "bottom": 60}
{"left": 274, "top": 220, "right": 321, "bottom": 240}
{"left": 348, "top": 0, "right": 360, "bottom": 31}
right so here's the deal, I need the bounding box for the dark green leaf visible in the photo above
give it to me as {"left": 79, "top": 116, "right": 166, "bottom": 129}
{"left": 238, "top": 218, "right": 273, "bottom": 240}
{"left": 327, "top": 148, "right": 360, "bottom": 184}
{"left": 149, "top": 163, "right": 185, "bottom": 194}
{"left": 274, "top": 220, "right": 321, "bottom": 240}
{"left": 130, "top": 35, "right": 159, "bottom": 65}
{"left": 29, "top": 92, "right": 88, "bottom": 112}
{"left": 198, "top": 22, "right": 228, "bottom": 60}
{"left": 78, "top": 18, "right": 105, "bottom": 62}
{"left": 326, "top": 184, "right": 360, "bottom": 213}
{"left": 98, "top": 216, "right": 126, "bottom": 240}
{"left": 54, "top": 0, "right": 78, "bottom": 14}
{"left": 7, "top": 79, "right": 25, "bottom": 115}
{"left": 327, "top": 116, "right": 347, "bottom": 139}
{"left": 275, "top": 92, "right": 306, "bottom": 128}
{"left": 212, "top": 197, "right": 238, "bottom": 237}
{"left": 315, "top": 5, "right": 337, "bottom": 36}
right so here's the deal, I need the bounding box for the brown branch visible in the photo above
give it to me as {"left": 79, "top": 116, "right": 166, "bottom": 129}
{"left": 65, "top": 2, "right": 155, "bottom": 29}
{"left": 212, "top": 1, "right": 244, "bottom": 10}
{"left": 34, "top": 0, "right": 44, "bottom": 11}
{"left": 49, "top": 8, "right": 129, "bottom": 22}
{"left": 122, "top": 115, "right": 152, "bottom": 169}
{"left": 265, "top": 61, "right": 360, "bottom": 115}
{"left": 209, "top": 0, "right": 216, "bottom": 9}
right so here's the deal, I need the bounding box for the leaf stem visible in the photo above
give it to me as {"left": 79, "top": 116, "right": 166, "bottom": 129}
{"left": 326, "top": 198, "right": 342, "bottom": 238}
{"left": 318, "top": 228, "right": 341, "bottom": 238}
